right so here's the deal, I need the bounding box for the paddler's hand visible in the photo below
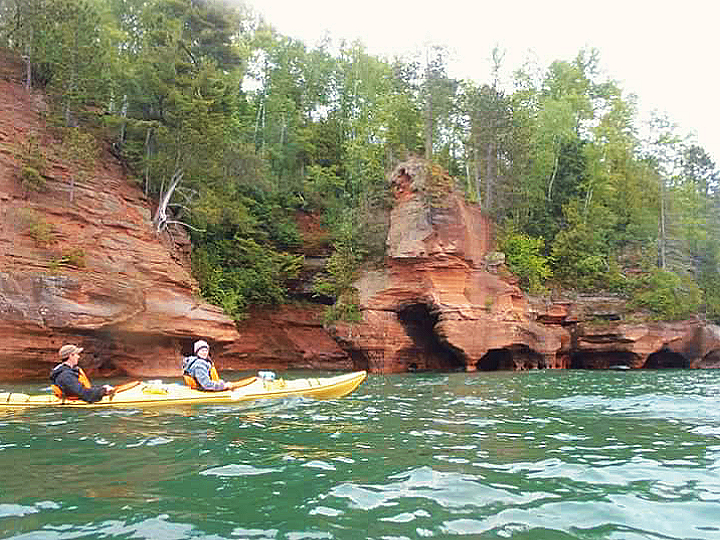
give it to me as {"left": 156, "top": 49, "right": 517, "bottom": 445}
{"left": 103, "top": 385, "right": 115, "bottom": 395}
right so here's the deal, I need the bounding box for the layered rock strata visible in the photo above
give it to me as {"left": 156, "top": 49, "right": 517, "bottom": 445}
{"left": 1, "top": 47, "right": 718, "bottom": 380}
{"left": 329, "top": 159, "right": 720, "bottom": 372}
{"left": 0, "top": 56, "right": 239, "bottom": 379}
{"left": 329, "top": 160, "right": 567, "bottom": 372}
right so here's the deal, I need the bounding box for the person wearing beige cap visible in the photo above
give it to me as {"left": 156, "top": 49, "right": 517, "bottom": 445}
{"left": 49, "top": 344, "right": 114, "bottom": 402}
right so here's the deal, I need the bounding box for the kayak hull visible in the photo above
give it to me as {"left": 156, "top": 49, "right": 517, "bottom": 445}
{"left": 0, "top": 371, "right": 367, "bottom": 408}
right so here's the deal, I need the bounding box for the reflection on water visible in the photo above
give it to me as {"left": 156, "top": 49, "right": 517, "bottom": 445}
{"left": 1, "top": 370, "right": 720, "bottom": 539}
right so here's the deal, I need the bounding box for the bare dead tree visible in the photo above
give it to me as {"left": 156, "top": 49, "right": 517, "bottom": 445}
{"left": 152, "top": 168, "right": 205, "bottom": 238}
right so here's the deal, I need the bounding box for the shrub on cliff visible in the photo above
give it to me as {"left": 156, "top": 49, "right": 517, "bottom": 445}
{"left": 192, "top": 235, "right": 303, "bottom": 321}
{"left": 497, "top": 224, "right": 552, "bottom": 295}
{"left": 628, "top": 268, "right": 702, "bottom": 320}
{"left": 20, "top": 166, "right": 47, "bottom": 192}
{"left": 15, "top": 209, "right": 54, "bottom": 246}
{"left": 313, "top": 220, "right": 365, "bottom": 323}
{"left": 18, "top": 131, "right": 48, "bottom": 193}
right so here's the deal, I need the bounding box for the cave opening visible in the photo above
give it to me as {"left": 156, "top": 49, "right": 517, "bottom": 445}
{"left": 477, "top": 348, "right": 511, "bottom": 371}
{"left": 349, "top": 349, "right": 370, "bottom": 372}
{"left": 396, "top": 303, "right": 466, "bottom": 372}
{"left": 570, "top": 351, "right": 638, "bottom": 369}
{"left": 643, "top": 350, "right": 689, "bottom": 369}
{"left": 477, "top": 345, "right": 544, "bottom": 371}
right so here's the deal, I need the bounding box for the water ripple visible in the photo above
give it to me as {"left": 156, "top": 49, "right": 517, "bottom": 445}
{"left": 201, "top": 464, "right": 278, "bottom": 476}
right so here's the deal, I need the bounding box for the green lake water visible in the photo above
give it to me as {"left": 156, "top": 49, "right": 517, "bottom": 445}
{"left": 1, "top": 369, "right": 719, "bottom": 539}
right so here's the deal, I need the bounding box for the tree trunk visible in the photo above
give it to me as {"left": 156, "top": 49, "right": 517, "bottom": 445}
{"left": 65, "top": 30, "right": 79, "bottom": 128}
{"left": 144, "top": 127, "right": 153, "bottom": 196}
{"left": 659, "top": 178, "right": 666, "bottom": 269}
{"left": 254, "top": 100, "right": 264, "bottom": 150}
{"left": 424, "top": 57, "right": 433, "bottom": 160}
{"left": 24, "top": 27, "right": 32, "bottom": 90}
{"left": 425, "top": 95, "right": 433, "bottom": 160}
{"left": 547, "top": 144, "right": 560, "bottom": 201}
{"left": 153, "top": 168, "right": 184, "bottom": 232}
{"left": 119, "top": 95, "right": 128, "bottom": 146}
{"left": 485, "top": 140, "right": 493, "bottom": 211}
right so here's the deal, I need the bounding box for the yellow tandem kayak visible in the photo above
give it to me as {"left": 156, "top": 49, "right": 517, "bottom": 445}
{"left": 0, "top": 371, "right": 367, "bottom": 408}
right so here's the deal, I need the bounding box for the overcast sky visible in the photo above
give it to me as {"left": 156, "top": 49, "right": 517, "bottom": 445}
{"left": 245, "top": 0, "right": 719, "bottom": 165}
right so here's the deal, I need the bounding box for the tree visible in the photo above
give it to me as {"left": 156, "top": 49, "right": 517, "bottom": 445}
{"left": 682, "top": 144, "right": 719, "bottom": 197}
{"left": 61, "top": 127, "right": 97, "bottom": 202}
{"left": 642, "top": 111, "right": 686, "bottom": 270}
{"left": 464, "top": 77, "right": 513, "bottom": 213}
{"left": 418, "top": 44, "right": 458, "bottom": 162}
{"left": 677, "top": 144, "right": 720, "bottom": 318}
{"left": 106, "top": 0, "right": 249, "bottom": 237}
{"left": 53, "top": 0, "right": 106, "bottom": 126}
{"left": 384, "top": 59, "right": 423, "bottom": 163}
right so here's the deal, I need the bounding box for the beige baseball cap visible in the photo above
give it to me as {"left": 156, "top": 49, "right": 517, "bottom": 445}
{"left": 58, "top": 344, "right": 83, "bottom": 359}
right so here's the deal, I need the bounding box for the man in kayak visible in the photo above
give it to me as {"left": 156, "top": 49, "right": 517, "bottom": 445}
{"left": 181, "top": 340, "right": 230, "bottom": 391}
{"left": 50, "top": 345, "right": 115, "bottom": 403}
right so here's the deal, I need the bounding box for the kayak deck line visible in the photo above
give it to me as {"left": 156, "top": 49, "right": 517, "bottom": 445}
{"left": 0, "top": 370, "right": 367, "bottom": 408}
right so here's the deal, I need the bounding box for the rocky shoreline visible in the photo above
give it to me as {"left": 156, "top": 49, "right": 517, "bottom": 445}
{"left": 1, "top": 53, "right": 718, "bottom": 380}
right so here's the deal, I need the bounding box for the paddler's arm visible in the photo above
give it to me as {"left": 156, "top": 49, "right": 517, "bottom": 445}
{"left": 56, "top": 371, "right": 108, "bottom": 403}
{"left": 193, "top": 361, "right": 228, "bottom": 391}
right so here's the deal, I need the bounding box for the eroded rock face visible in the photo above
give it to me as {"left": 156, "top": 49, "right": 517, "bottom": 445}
{"left": 222, "top": 304, "right": 352, "bottom": 374}
{"left": 327, "top": 159, "right": 720, "bottom": 372}
{"left": 572, "top": 320, "right": 720, "bottom": 369}
{"left": 2, "top": 48, "right": 718, "bottom": 379}
{"left": 329, "top": 159, "right": 569, "bottom": 372}
{"left": 0, "top": 61, "right": 240, "bottom": 380}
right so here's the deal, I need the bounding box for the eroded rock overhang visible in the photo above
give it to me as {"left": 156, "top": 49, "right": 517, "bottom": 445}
{"left": 328, "top": 159, "right": 720, "bottom": 373}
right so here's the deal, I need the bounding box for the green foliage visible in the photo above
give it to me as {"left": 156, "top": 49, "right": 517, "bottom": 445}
{"left": 251, "top": 193, "right": 302, "bottom": 250}
{"left": 313, "top": 220, "right": 366, "bottom": 323}
{"left": 700, "top": 275, "right": 720, "bottom": 323}
{"left": 189, "top": 185, "right": 304, "bottom": 321}
{"left": 59, "top": 126, "right": 98, "bottom": 198}
{"left": 61, "top": 127, "right": 98, "bottom": 166}
{"left": 691, "top": 236, "right": 720, "bottom": 323}
{"left": 21, "top": 166, "right": 47, "bottom": 192}
{"left": 4, "top": 1, "right": 717, "bottom": 323}
{"left": 321, "top": 301, "right": 362, "bottom": 324}
{"left": 303, "top": 164, "right": 345, "bottom": 212}
{"left": 26, "top": 220, "right": 55, "bottom": 247}
{"left": 192, "top": 234, "right": 303, "bottom": 321}
{"left": 59, "top": 248, "right": 86, "bottom": 267}
{"left": 628, "top": 268, "right": 702, "bottom": 321}
{"left": 463, "top": 80, "right": 512, "bottom": 212}
{"left": 18, "top": 131, "right": 47, "bottom": 192}
{"left": 13, "top": 207, "right": 54, "bottom": 246}
{"left": 11, "top": 0, "right": 108, "bottom": 123}
{"left": 497, "top": 224, "right": 552, "bottom": 294}
{"left": 423, "top": 162, "right": 455, "bottom": 208}
{"left": 47, "top": 248, "right": 86, "bottom": 271}
{"left": 550, "top": 199, "right": 620, "bottom": 290}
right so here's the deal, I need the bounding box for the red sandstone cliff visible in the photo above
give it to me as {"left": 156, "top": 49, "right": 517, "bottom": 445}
{"left": 0, "top": 51, "right": 241, "bottom": 379}
{"left": 2, "top": 48, "right": 719, "bottom": 381}
{"left": 328, "top": 160, "right": 720, "bottom": 372}
{"left": 328, "top": 160, "right": 568, "bottom": 372}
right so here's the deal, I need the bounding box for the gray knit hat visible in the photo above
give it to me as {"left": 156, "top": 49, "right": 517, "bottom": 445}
{"left": 194, "top": 340, "right": 209, "bottom": 354}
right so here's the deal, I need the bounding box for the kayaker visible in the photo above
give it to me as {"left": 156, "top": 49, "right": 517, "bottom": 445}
{"left": 181, "top": 340, "right": 229, "bottom": 391}
{"left": 50, "top": 345, "right": 114, "bottom": 403}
